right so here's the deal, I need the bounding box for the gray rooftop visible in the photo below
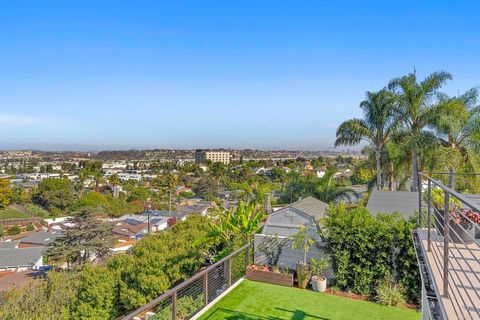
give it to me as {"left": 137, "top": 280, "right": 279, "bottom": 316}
{"left": 366, "top": 190, "right": 419, "bottom": 219}
{"left": 0, "top": 247, "right": 44, "bottom": 268}
{"left": 0, "top": 241, "right": 20, "bottom": 249}
{"left": 287, "top": 196, "right": 328, "bottom": 221}
{"left": 19, "top": 230, "right": 63, "bottom": 246}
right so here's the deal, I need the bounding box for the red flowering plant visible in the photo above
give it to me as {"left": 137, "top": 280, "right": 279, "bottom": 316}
{"left": 450, "top": 208, "right": 480, "bottom": 224}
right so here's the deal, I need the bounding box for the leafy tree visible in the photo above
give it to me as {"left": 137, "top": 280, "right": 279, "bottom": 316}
{"left": 336, "top": 90, "right": 397, "bottom": 189}
{"left": 193, "top": 176, "right": 218, "bottom": 200}
{"left": 126, "top": 187, "right": 150, "bottom": 202}
{"left": 281, "top": 170, "right": 355, "bottom": 203}
{"left": 431, "top": 88, "right": 480, "bottom": 185}
{"left": 0, "top": 178, "right": 12, "bottom": 208}
{"left": 388, "top": 70, "right": 452, "bottom": 191}
{"left": 46, "top": 208, "right": 114, "bottom": 267}
{"left": 115, "top": 215, "right": 213, "bottom": 311}
{"left": 108, "top": 173, "right": 121, "bottom": 187}
{"left": 197, "top": 201, "right": 265, "bottom": 260}
{"left": 73, "top": 264, "right": 119, "bottom": 320}
{"left": 32, "top": 178, "right": 76, "bottom": 214}
{"left": 0, "top": 271, "right": 77, "bottom": 320}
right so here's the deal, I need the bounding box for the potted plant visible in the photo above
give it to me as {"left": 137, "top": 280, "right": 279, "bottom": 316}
{"left": 449, "top": 209, "right": 478, "bottom": 244}
{"left": 310, "top": 256, "right": 329, "bottom": 292}
{"left": 429, "top": 189, "right": 478, "bottom": 243}
{"left": 291, "top": 226, "right": 315, "bottom": 289}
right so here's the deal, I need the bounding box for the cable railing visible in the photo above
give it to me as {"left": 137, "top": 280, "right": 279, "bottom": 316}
{"left": 417, "top": 173, "right": 480, "bottom": 319}
{"left": 120, "top": 244, "right": 251, "bottom": 320}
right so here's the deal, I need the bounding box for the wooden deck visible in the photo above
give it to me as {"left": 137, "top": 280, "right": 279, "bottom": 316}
{"left": 417, "top": 229, "right": 480, "bottom": 319}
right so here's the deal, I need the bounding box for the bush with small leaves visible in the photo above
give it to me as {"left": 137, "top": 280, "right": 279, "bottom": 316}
{"left": 7, "top": 225, "right": 21, "bottom": 235}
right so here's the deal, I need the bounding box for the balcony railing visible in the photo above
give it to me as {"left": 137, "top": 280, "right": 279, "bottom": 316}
{"left": 120, "top": 244, "right": 251, "bottom": 320}
{"left": 417, "top": 173, "right": 480, "bottom": 319}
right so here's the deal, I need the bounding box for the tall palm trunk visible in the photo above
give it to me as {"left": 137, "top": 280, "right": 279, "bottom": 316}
{"left": 389, "top": 162, "right": 395, "bottom": 191}
{"left": 375, "top": 147, "right": 382, "bottom": 190}
{"left": 412, "top": 150, "right": 419, "bottom": 192}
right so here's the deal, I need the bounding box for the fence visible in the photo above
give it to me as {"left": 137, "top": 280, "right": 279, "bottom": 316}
{"left": 121, "top": 244, "right": 251, "bottom": 320}
{"left": 418, "top": 172, "right": 480, "bottom": 319}
{"left": 0, "top": 217, "right": 43, "bottom": 226}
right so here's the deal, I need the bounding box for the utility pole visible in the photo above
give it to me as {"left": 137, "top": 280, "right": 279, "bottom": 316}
{"left": 169, "top": 189, "right": 172, "bottom": 212}
{"left": 144, "top": 201, "right": 152, "bottom": 234}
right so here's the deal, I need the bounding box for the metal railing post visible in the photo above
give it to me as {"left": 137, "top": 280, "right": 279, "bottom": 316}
{"left": 227, "top": 257, "right": 232, "bottom": 287}
{"left": 443, "top": 189, "right": 450, "bottom": 298}
{"left": 203, "top": 271, "right": 209, "bottom": 306}
{"left": 427, "top": 179, "right": 432, "bottom": 252}
{"left": 418, "top": 174, "right": 423, "bottom": 226}
{"left": 172, "top": 291, "right": 177, "bottom": 320}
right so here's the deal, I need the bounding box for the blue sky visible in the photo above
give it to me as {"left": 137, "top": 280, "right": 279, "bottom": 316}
{"left": 1, "top": 1, "right": 479, "bottom": 151}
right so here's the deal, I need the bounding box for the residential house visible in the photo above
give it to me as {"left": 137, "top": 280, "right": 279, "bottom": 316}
{"left": 254, "top": 196, "right": 328, "bottom": 270}
{"left": 18, "top": 230, "right": 63, "bottom": 248}
{"left": 0, "top": 241, "right": 44, "bottom": 272}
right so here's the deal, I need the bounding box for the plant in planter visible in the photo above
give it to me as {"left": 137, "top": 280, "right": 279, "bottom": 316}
{"left": 246, "top": 264, "right": 294, "bottom": 287}
{"left": 257, "top": 234, "right": 288, "bottom": 267}
{"left": 429, "top": 188, "right": 479, "bottom": 243}
{"left": 448, "top": 208, "right": 479, "bottom": 243}
{"left": 310, "top": 256, "right": 329, "bottom": 292}
{"left": 291, "top": 226, "right": 315, "bottom": 289}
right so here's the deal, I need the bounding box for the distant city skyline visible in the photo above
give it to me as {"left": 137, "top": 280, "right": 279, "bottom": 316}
{"left": 1, "top": 1, "right": 479, "bottom": 150}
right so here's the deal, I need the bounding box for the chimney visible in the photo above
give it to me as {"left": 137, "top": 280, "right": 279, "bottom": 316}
{"left": 265, "top": 193, "right": 272, "bottom": 214}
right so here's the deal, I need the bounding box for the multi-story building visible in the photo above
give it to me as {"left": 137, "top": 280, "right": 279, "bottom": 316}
{"left": 195, "top": 149, "right": 231, "bottom": 165}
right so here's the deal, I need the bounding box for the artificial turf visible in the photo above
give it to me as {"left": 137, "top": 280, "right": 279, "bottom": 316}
{"left": 198, "top": 280, "right": 420, "bottom": 320}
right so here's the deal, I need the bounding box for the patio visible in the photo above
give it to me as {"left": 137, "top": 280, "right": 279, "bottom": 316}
{"left": 197, "top": 280, "right": 420, "bottom": 320}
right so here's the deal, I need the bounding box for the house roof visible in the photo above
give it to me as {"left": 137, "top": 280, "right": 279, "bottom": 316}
{"left": 0, "top": 247, "right": 44, "bottom": 268}
{"left": 287, "top": 196, "right": 328, "bottom": 221}
{"left": 366, "top": 190, "right": 419, "bottom": 219}
{"left": 261, "top": 207, "right": 321, "bottom": 239}
{"left": 112, "top": 221, "right": 148, "bottom": 237}
{"left": 0, "top": 241, "right": 20, "bottom": 249}
{"left": 148, "top": 210, "right": 189, "bottom": 220}
{"left": 19, "top": 230, "right": 63, "bottom": 246}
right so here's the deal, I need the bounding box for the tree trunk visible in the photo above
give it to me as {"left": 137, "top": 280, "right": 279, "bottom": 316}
{"left": 412, "top": 150, "right": 418, "bottom": 192}
{"left": 449, "top": 167, "right": 455, "bottom": 188}
{"left": 375, "top": 147, "right": 382, "bottom": 190}
{"left": 389, "top": 162, "right": 395, "bottom": 191}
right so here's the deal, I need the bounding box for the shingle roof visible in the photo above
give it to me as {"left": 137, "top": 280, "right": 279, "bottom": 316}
{"left": 0, "top": 241, "right": 20, "bottom": 249}
{"left": 287, "top": 196, "right": 328, "bottom": 221}
{"left": 0, "top": 247, "right": 44, "bottom": 268}
{"left": 19, "top": 230, "right": 63, "bottom": 246}
{"left": 366, "top": 190, "right": 419, "bottom": 219}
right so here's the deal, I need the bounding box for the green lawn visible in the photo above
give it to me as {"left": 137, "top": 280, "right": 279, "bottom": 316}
{"left": 199, "top": 280, "right": 419, "bottom": 320}
{"left": 0, "top": 208, "right": 30, "bottom": 219}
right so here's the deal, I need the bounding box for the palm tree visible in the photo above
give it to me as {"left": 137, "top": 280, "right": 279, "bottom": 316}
{"left": 335, "top": 90, "right": 397, "bottom": 189}
{"left": 315, "top": 170, "right": 357, "bottom": 203}
{"left": 431, "top": 88, "right": 480, "bottom": 186}
{"left": 388, "top": 70, "right": 452, "bottom": 191}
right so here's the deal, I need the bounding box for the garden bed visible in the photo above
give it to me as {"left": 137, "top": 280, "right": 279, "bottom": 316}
{"left": 245, "top": 265, "right": 293, "bottom": 287}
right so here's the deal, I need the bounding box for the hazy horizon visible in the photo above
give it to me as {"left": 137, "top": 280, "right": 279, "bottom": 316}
{"left": 1, "top": 1, "right": 479, "bottom": 150}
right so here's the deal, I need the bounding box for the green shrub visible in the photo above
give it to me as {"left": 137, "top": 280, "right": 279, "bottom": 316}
{"left": 27, "top": 224, "right": 35, "bottom": 231}
{"left": 323, "top": 204, "right": 420, "bottom": 302}
{"left": 7, "top": 225, "right": 21, "bottom": 235}
{"left": 376, "top": 276, "right": 406, "bottom": 307}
